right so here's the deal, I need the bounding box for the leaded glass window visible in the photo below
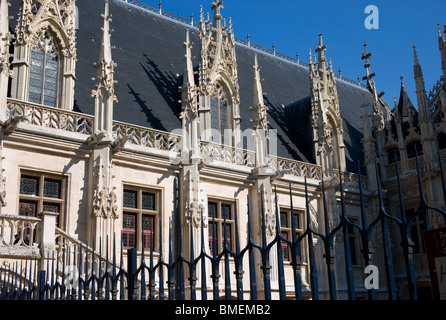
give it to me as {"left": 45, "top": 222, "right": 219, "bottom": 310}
{"left": 209, "top": 85, "right": 230, "bottom": 144}
{"left": 43, "top": 179, "right": 61, "bottom": 199}
{"left": 142, "top": 215, "right": 154, "bottom": 251}
{"left": 279, "top": 208, "right": 304, "bottom": 261}
{"left": 20, "top": 176, "right": 39, "bottom": 196}
{"left": 123, "top": 190, "right": 137, "bottom": 209}
{"left": 141, "top": 192, "right": 155, "bottom": 211}
{"left": 122, "top": 214, "right": 136, "bottom": 249}
{"left": 19, "top": 201, "right": 37, "bottom": 217}
{"left": 280, "top": 212, "right": 288, "bottom": 229}
{"left": 28, "top": 31, "right": 59, "bottom": 107}
{"left": 122, "top": 187, "right": 160, "bottom": 252}
{"left": 18, "top": 173, "right": 65, "bottom": 228}
{"left": 207, "top": 200, "right": 235, "bottom": 253}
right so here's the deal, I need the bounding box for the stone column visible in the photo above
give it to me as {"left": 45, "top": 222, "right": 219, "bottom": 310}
{"left": 38, "top": 211, "right": 59, "bottom": 269}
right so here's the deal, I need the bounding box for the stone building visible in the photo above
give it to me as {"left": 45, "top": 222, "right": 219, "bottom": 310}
{"left": 0, "top": 0, "right": 445, "bottom": 300}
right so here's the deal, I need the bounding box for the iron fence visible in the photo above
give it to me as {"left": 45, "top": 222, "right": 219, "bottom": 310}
{"left": 1, "top": 149, "right": 445, "bottom": 301}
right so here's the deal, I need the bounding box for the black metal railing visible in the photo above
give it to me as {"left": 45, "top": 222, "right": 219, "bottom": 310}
{"left": 1, "top": 150, "right": 445, "bottom": 300}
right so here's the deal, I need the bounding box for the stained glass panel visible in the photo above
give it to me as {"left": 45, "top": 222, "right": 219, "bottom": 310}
{"left": 43, "top": 203, "right": 60, "bottom": 213}
{"left": 19, "top": 201, "right": 37, "bottom": 217}
{"left": 20, "top": 176, "right": 39, "bottom": 196}
{"left": 142, "top": 215, "right": 154, "bottom": 231}
{"left": 123, "top": 214, "right": 136, "bottom": 229}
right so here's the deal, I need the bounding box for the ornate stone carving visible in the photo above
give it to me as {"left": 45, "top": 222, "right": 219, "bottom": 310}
{"left": 310, "top": 34, "right": 345, "bottom": 174}
{"left": 0, "top": 170, "right": 6, "bottom": 207}
{"left": 92, "top": 156, "right": 118, "bottom": 220}
{"left": 15, "top": 0, "right": 77, "bottom": 59}
{"left": 198, "top": 1, "right": 241, "bottom": 145}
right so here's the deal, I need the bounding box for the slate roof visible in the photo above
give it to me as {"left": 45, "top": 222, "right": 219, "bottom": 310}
{"left": 8, "top": 0, "right": 378, "bottom": 173}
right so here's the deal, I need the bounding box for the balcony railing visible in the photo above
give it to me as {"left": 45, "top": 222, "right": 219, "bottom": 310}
{"left": 112, "top": 120, "right": 182, "bottom": 153}
{"left": 0, "top": 214, "right": 41, "bottom": 258}
{"left": 6, "top": 98, "right": 95, "bottom": 136}
{"left": 5, "top": 99, "right": 368, "bottom": 184}
{"left": 199, "top": 141, "right": 256, "bottom": 168}
{"left": 268, "top": 156, "right": 322, "bottom": 180}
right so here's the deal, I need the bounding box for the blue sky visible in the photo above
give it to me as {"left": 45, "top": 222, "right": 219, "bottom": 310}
{"left": 137, "top": 0, "right": 446, "bottom": 107}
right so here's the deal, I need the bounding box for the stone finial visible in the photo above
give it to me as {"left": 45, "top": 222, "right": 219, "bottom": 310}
{"left": 92, "top": 0, "right": 117, "bottom": 135}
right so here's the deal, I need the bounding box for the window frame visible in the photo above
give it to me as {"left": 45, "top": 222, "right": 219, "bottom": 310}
{"left": 210, "top": 84, "right": 232, "bottom": 145}
{"left": 279, "top": 207, "right": 304, "bottom": 262}
{"left": 27, "top": 30, "right": 61, "bottom": 108}
{"left": 122, "top": 186, "right": 160, "bottom": 252}
{"left": 346, "top": 218, "right": 362, "bottom": 266}
{"left": 207, "top": 199, "right": 235, "bottom": 255}
{"left": 18, "top": 171, "right": 67, "bottom": 229}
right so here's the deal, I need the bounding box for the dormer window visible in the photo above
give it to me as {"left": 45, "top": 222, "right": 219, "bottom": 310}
{"left": 28, "top": 31, "right": 59, "bottom": 107}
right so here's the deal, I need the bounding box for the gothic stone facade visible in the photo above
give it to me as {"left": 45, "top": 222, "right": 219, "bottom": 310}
{"left": 0, "top": 0, "right": 446, "bottom": 300}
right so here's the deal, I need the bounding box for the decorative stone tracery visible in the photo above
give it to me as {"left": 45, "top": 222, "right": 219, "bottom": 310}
{"left": 10, "top": 0, "right": 77, "bottom": 110}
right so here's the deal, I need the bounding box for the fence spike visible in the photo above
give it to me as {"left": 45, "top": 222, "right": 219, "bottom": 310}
{"left": 233, "top": 198, "right": 244, "bottom": 300}
{"left": 304, "top": 177, "right": 319, "bottom": 300}
{"left": 289, "top": 182, "right": 303, "bottom": 300}
{"left": 375, "top": 161, "right": 398, "bottom": 300}
{"left": 247, "top": 194, "right": 257, "bottom": 300}
{"left": 158, "top": 217, "right": 165, "bottom": 300}
{"left": 200, "top": 207, "right": 207, "bottom": 301}
{"left": 274, "top": 185, "right": 286, "bottom": 300}
{"left": 339, "top": 166, "right": 356, "bottom": 300}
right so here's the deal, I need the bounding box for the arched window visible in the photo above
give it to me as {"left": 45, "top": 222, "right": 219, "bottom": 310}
{"left": 387, "top": 147, "right": 400, "bottom": 164}
{"left": 210, "top": 85, "right": 230, "bottom": 144}
{"left": 28, "top": 31, "right": 59, "bottom": 107}
{"left": 406, "top": 140, "right": 423, "bottom": 159}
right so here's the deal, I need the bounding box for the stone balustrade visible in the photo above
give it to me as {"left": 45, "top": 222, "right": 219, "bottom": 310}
{"left": 0, "top": 214, "right": 42, "bottom": 258}
{"left": 6, "top": 98, "right": 95, "bottom": 136}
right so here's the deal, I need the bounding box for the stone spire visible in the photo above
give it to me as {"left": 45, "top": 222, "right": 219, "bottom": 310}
{"left": 362, "top": 42, "right": 384, "bottom": 103}
{"left": 250, "top": 54, "right": 269, "bottom": 167}
{"left": 310, "top": 34, "right": 346, "bottom": 175}
{"left": 89, "top": 1, "right": 119, "bottom": 251}
{"left": 397, "top": 75, "right": 416, "bottom": 121}
{"left": 211, "top": 0, "right": 223, "bottom": 30}
{"left": 315, "top": 34, "right": 328, "bottom": 91}
{"left": 181, "top": 29, "right": 198, "bottom": 120}
{"left": 180, "top": 29, "right": 199, "bottom": 159}
{"left": 413, "top": 45, "right": 430, "bottom": 122}
{"left": 91, "top": 0, "right": 117, "bottom": 136}
{"left": 198, "top": 0, "right": 241, "bottom": 147}
{"left": 438, "top": 23, "right": 446, "bottom": 78}
{"left": 0, "top": 0, "right": 13, "bottom": 119}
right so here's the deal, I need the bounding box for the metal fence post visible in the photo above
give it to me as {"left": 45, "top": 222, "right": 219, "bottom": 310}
{"left": 38, "top": 270, "right": 46, "bottom": 301}
{"left": 127, "top": 248, "right": 138, "bottom": 300}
